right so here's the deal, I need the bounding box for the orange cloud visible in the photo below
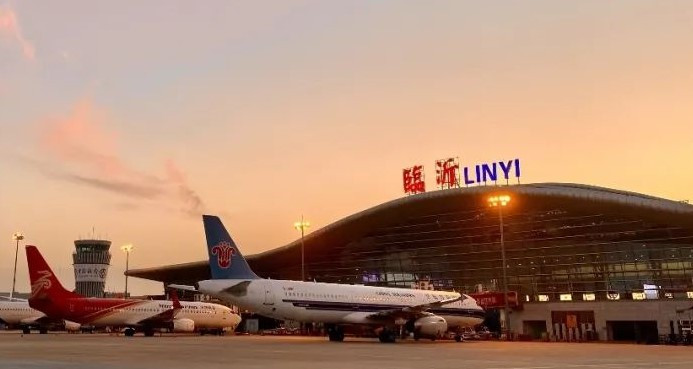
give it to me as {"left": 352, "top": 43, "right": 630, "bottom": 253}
{"left": 33, "top": 99, "right": 206, "bottom": 216}
{"left": 0, "top": 4, "right": 35, "bottom": 61}
{"left": 41, "top": 100, "right": 126, "bottom": 176}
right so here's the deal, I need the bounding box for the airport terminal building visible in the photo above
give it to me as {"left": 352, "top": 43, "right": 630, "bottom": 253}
{"left": 128, "top": 183, "right": 693, "bottom": 342}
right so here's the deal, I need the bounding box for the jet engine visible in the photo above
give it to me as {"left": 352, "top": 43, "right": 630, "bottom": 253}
{"left": 172, "top": 318, "right": 195, "bottom": 332}
{"left": 63, "top": 321, "right": 81, "bottom": 332}
{"left": 413, "top": 315, "right": 448, "bottom": 338}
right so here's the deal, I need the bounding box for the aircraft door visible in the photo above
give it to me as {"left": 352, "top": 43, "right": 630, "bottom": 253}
{"left": 263, "top": 281, "right": 275, "bottom": 306}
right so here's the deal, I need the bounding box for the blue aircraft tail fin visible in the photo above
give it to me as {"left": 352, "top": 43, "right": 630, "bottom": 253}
{"left": 203, "top": 215, "right": 259, "bottom": 280}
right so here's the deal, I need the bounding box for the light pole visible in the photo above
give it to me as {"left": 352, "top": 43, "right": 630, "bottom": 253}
{"left": 488, "top": 195, "right": 512, "bottom": 340}
{"left": 293, "top": 216, "right": 310, "bottom": 281}
{"left": 120, "top": 244, "right": 133, "bottom": 297}
{"left": 11, "top": 232, "right": 24, "bottom": 299}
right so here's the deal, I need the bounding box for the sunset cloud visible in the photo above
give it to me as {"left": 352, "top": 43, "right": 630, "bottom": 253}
{"left": 165, "top": 160, "right": 205, "bottom": 216}
{"left": 33, "top": 99, "right": 206, "bottom": 217}
{"left": 0, "top": 4, "right": 35, "bottom": 60}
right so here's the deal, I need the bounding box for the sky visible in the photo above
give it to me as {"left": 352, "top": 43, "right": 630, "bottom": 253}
{"left": 1, "top": 0, "right": 692, "bottom": 295}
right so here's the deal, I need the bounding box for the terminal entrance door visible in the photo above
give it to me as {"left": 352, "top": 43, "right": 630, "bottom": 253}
{"left": 607, "top": 321, "right": 658, "bottom": 343}
{"left": 523, "top": 320, "right": 548, "bottom": 339}
{"left": 551, "top": 311, "right": 596, "bottom": 341}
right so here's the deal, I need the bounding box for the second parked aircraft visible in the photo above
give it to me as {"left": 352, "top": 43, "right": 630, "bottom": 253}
{"left": 26, "top": 245, "right": 241, "bottom": 336}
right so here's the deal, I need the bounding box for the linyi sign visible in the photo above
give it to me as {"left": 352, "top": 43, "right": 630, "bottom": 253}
{"left": 404, "top": 158, "right": 521, "bottom": 194}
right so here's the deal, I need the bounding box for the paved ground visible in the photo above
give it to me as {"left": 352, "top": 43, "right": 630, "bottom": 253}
{"left": 1, "top": 333, "right": 693, "bottom": 369}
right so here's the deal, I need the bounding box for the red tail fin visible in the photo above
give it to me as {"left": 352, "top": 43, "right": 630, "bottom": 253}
{"left": 25, "top": 245, "right": 79, "bottom": 300}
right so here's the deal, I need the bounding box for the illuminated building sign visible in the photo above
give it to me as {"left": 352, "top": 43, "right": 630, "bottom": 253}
{"left": 403, "top": 157, "right": 521, "bottom": 194}
{"left": 436, "top": 157, "right": 460, "bottom": 189}
{"left": 403, "top": 165, "right": 426, "bottom": 195}
{"left": 463, "top": 158, "right": 521, "bottom": 186}
{"left": 469, "top": 291, "right": 520, "bottom": 308}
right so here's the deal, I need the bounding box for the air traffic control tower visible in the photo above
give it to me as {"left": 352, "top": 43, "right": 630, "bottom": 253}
{"left": 73, "top": 239, "right": 112, "bottom": 297}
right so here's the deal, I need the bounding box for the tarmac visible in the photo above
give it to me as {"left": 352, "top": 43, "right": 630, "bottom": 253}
{"left": 1, "top": 333, "right": 693, "bottom": 369}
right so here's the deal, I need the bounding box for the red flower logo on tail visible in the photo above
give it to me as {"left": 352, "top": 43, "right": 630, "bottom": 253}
{"left": 211, "top": 241, "right": 236, "bottom": 269}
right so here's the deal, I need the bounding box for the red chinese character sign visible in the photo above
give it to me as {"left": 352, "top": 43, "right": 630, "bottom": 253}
{"left": 468, "top": 292, "right": 520, "bottom": 309}
{"left": 435, "top": 157, "right": 460, "bottom": 189}
{"left": 403, "top": 165, "right": 425, "bottom": 195}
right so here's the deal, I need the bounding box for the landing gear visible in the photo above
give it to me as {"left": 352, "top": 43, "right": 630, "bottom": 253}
{"left": 327, "top": 325, "right": 345, "bottom": 342}
{"left": 39, "top": 328, "right": 48, "bottom": 334}
{"left": 144, "top": 329, "right": 155, "bottom": 337}
{"left": 124, "top": 328, "right": 136, "bottom": 337}
{"left": 22, "top": 327, "right": 30, "bottom": 334}
{"left": 454, "top": 334, "right": 463, "bottom": 342}
{"left": 378, "top": 329, "right": 397, "bottom": 343}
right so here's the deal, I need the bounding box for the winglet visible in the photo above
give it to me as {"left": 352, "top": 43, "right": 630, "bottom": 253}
{"left": 169, "top": 289, "right": 183, "bottom": 310}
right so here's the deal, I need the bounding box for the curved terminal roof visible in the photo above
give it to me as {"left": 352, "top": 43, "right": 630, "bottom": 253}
{"left": 127, "top": 183, "right": 693, "bottom": 283}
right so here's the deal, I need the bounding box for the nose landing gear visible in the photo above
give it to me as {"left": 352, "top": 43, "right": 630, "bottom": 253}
{"left": 378, "top": 328, "right": 397, "bottom": 343}
{"left": 327, "top": 325, "right": 345, "bottom": 342}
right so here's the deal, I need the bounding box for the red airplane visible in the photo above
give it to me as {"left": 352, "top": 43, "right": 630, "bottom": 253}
{"left": 26, "top": 245, "right": 241, "bottom": 336}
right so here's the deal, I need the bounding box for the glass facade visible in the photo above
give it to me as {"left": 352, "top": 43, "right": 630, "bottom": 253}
{"left": 289, "top": 202, "right": 693, "bottom": 302}
{"left": 127, "top": 184, "right": 693, "bottom": 308}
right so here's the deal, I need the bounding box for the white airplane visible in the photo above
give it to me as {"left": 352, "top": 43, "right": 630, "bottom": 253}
{"left": 26, "top": 245, "right": 242, "bottom": 336}
{"left": 172, "top": 215, "right": 485, "bottom": 343}
{"left": 0, "top": 297, "right": 80, "bottom": 334}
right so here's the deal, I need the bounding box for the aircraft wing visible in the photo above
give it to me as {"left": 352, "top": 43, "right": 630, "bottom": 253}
{"left": 168, "top": 284, "right": 198, "bottom": 292}
{"left": 23, "top": 315, "right": 76, "bottom": 330}
{"left": 21, "top": 315, "right": 50, "bottom": 325}
{"left": 131, "top": 308, "right": 177, "bottom": 326}
{"left": 129, "top": 290, "right": 183, "bottom": 327}
{"left": 366, "top": 295, "right": 465, "bottom": 321}
{"left": 0, "top": 296, "right": 28, "bottom": 302}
